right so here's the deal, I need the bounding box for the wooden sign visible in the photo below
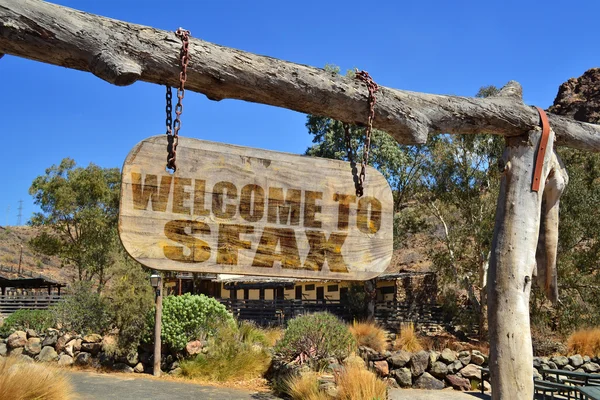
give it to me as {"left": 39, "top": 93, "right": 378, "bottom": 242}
{"left": 119, "top": 136, "right": 393, "bottom": 280}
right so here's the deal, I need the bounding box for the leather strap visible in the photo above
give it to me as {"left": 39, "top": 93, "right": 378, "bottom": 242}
{"left": 532, "top": 106, "right": 551, "bottom": 192}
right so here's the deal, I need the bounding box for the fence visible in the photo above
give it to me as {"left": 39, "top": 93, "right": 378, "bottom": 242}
{"left": 374, "top": 300, "right": 446, "bottom": 333}
{"left": 0, "top": 295, "right": 63, "bottom": 315}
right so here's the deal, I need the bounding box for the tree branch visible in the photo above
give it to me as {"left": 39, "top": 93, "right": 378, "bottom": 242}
{"left": 1, "top": 0, "right": 600, "bottom": 150}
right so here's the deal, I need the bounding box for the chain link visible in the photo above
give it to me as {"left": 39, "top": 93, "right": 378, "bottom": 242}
{"left": 344, "top": 70, "right": 379, "bottom": 197}
{"left": 166, "top": 28, "right": 191, "bottom": 172}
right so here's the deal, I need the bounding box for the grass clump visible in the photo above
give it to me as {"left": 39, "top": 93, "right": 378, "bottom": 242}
{"left": 284, "top": 371, "right": 329, "bottom": 400}
{"left": 0, "top": 309, "right": 55, "bottom": 336}
{"left": 337, "top": 363, "right": 387, "bottom": 400}
{"left": 0, "top": 357, "right": 73, "bottom": 399}
{"left": 567, "top": 327, "right": 600, "bottom": 356}
{"left": 180, "top": 321, "right": 271, "bottom": 382}
{"left": 393, "top": 322, "right": 423, "bottom": 352}
{"left": 348, "top": 321, "right": 388, "bottom": 352}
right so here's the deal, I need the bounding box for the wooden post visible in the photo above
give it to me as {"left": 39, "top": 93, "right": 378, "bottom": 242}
{"left": 153, "top": 275, "right": 163, "bottom": 377}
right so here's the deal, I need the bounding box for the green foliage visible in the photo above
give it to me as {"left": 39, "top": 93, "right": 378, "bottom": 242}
{"left": 156, "top": 293, "right": 235, "bottom": 350}
{"left": 0, "top": 309, "right": 55, "bottom": 336}
{"left": 180, "top": 320, "right": 271, "bottom": 382}
{"left": 344, "top": 284, "right": 367, "bottom": 320}
{"left": 50, "top": 282, "right": 112, "bottom": 334}
{"left": 275, "top": 312, "right": 355, "bottom": 367}
{"left": 28, "top": 158, "right": 121, "bottom": 291}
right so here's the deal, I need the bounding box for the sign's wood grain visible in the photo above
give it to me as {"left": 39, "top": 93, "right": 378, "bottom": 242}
{"left": 119, "top": 136, "right": 393, "bottom": 280}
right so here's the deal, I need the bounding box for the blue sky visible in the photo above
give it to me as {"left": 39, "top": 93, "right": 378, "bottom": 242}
{"left": 1, "top": 0, "right": 598, "bottom": 225}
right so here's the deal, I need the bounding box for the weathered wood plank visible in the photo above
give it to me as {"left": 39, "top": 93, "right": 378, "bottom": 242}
{"left": 119, "top": 136, "right": 394, "bottom": 280}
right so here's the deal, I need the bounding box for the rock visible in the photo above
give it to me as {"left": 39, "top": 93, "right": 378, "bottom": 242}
{"left": 548, "top": 68, "right": 600, "bottom": 125}
{"left": 533, "top": 368, "right": 543, "bottom": 380}
{"left": 551, "top": 356, "right": 569, "bottom": 367}
{"left": 479, "top": 380, "right": 491, "bottom": 392}
{"left": 373, "top": 360, "right": 389, "bottom": 377}
{"left": 446, "top": 374, "right": 471, "bottom": 391}
{"left": 134, "top": 362, "right": 144, "bottom": 373}
{"left": 7, "top": 331, "right": 27, "bottom": 348}
{"left": 56, "top": 333, "right": 73, "bottom": 354}
{"left": 388, "top": 350, "right": 412, "bottom": 368}
{"left": 26, "top": 329, "right": 38, "bottom": 338}
{"left": 17, "top": 354, "right": 34, "bottom": 363}
{"left": 318, "top": 375, "right": 337, "bottom": 397}
{"left": 583, "top": 362, "right": 600, "bottom": 373}
{"left": 414, "top": 372, "right": 444, "bottom": 390}
{"left": 447, "top": 360, "right": 462, "bottom": 374}
{"left": 385, "top": 377, "right": 399, "bottom": 388}
{"left": 83, "top": 334, "right": 102, "bottom": 343}
{"left": 533, "top": 357, "right": 543, "bottom": 369}
{"left": 117, "top": 352, "right": 139, "bottom": 367}
{"left": 391, "top": 368, "right": 412, "bottom": 387}
{"left": 584, "top": 356, "right": 591, "bottom": 363}
{"left": 410, "top": 350, "right": 430, "bottom": 377}
{"left": 9, "top": 347, "right": 23, "bottom": 356}
{"left": 98, "top": 352, "right": 114, "bottom": 367}
{"left": 570, "top": 354, "right": 584, "bottom": 368}
{"left": 471, "top": 353, "right": 485, "bottom": 366}
{"left": 113, "top": 363, "right": 134, "bottom": 373}
{"left": 0, "top": 343, "right": 6, "bottom": 356}
{"left": 36, "top": 346, "right": 58, "bottom": 362}
{"left": 185, "top": 340, "right": 203, "bottom": 356}
{"left": 429, "top": 351, "right": 440, "bottom": 365}
{"left": 81, "top": 342, "right": 102, "bottom": 356}
{"left": 42, "top": 331, "right": 58, "bottom": 347}
{"left": 564, "top": 364, "right": 575, "bottom": 371}
{"left": 75, "top": 352, "right": 92, "bottom": 366}
{"left": 169, "top": 361, "right": 180, "bottom": 371}
{"left": 24, "top": 337, "right": 42, "bottom": 356}
{"left": 459, "top": 364, "right": 481, "bottom": 380}
{"left": 458, "top": 351, "right": 471, "bottom": 366}
{"left": 440, "top": 348, "right": 456, "bottom": 364}
{"left": 359, "top": 345, "right": 386, "bottom": 361}
{"left": 430, "top": 361, "right": 448, "bottom": 379}
{"left": 548, "top": 361, "right": 558, "bottom": 370}
{"left": 73, "top": 339, "right": 82, "bottom": 352}
{"left": 169, "top": 367, "right": 182, "bottom": 376}
{"left": 58, "top": 355, "right": 74, "bottom": 366}
{"left": 64, "top": 340, "right": 76, "bottom": 357}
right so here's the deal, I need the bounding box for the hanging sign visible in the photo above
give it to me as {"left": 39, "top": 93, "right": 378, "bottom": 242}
{"left": 119, "top": 135, "right": 393, "bottom": 280}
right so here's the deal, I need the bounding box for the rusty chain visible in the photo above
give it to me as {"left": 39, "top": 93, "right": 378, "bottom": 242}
{"left": 344, "top": 70, "right": 379, "bottom": 197}
{"left": 166, "top": 28, "right": 191, "bottom": 172}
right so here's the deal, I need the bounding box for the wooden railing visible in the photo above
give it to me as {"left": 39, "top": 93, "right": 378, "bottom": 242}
{"left": 0, "top": 295, "right": 64, "bottom": 315}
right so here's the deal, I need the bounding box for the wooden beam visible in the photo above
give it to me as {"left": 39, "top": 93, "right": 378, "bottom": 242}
{"left": 1, "top": 0, "right": 600, "bottom": 150}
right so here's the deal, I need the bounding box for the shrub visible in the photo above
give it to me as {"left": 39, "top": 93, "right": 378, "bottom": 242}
{"left": 284, "top": 371, "right": 328, "bottom": 400}
{"left": 394, "top": 322, "right": 422, "bottom": 352}
{"left": 349, "top": 321, "right": 388, "bottom": 352}
{"left": 180, "top": 321, "right": 271, "bottom": 382}
{"left": 336, "top": 363, "right": 387, "bottom": 400}
{"left": 0, "top": 309, "right": 55, "bottom": 336}
{"left": 567, "top": 328, "right": 600, "bottom": 356}
{"left": 50, "top": 282, "right": 112, "bottom": 334}
{"left": 275, "top": 312, "right": 355, "bottom": 368}
{"left": 157, "top": 293, "right": 235, "bottom": 350}
{"left": 0, "top": 356, "right": 73, "bottom": 399}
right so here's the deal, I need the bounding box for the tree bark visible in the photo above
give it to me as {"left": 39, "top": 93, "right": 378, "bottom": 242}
{"left": 2, "top": 0, "right": 600, "bottom": 150}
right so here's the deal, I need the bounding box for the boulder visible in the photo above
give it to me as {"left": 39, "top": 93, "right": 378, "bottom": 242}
{"left": 551, "top": 356, "right": 569, "bottom": 367}
{"left": 430, "top": 361, "right": 448, "bottom": 379}
{"left": 391, "top": 368, "right": 412, "bottom": 387}
{"left": 388, "top": 350, "right": 412, "bottom": 368}
{"left": 7, "top": 331, "right": 27, "bottom": 348}
{"left": 584, "top": 356, "right": 591, "bottom": 363}
{"left": 64, "top": 340, "right": 76, "bottom": 357}
{"left": 9, "top": 347, "right": 24, "bottom": 356}
{"left": 429, "top": 351, "right": 440, "bottom": 365}
{"left": 24, "top": 337, "right": 42, "bottom": 356}
{"left": 134, "top": 362, "right": 144, "bottom": 373}
{"left": 583, "top": 362, "right": 600, "bottom": 373}
{"left": 564, "top": 365, "right": 575, "bottom": 372}
{"left": 533, "top": 368, "right": 543, "bottom": 380}
{"left": 410, "top": 350, "right": 430, "bottom": 377}
{"left": 447, "top": 360, "right": 463, "bottom": 374}
{"left": 169, "top": 367, "right": 182, "bottom": 376}
{"left": 318, "top": 374, "right": 338, "bottom": 397}
{"left": 72, "top": 339, "right": 82, "bottom": 352}
{"left": 0, "top": 342, "right": 6, "bottom": 356}
{"left": 113, "top": 363, "right": 134, "bottom": 373}
{"left": 471, "top": 353, "right": 485, "bottom": 366}
{"left": 41, "top": 331, "right": 58, "bottom": 347}
{"left": 83, "top": 334, "right": 102, "bottom": 343}
{"left": 446, "top": 374, "right": 471, "bottom": 391}
{"left": 17, "top": 354, "right": 34, "bottom": 363}
{"left": 185, "top": 340, "right": 203, "bottom": 357}
{"left": 385, "top": 377, "right": 399, "bottom": 388}
{"left": 81, "top": 342, "right": 102, "bottom": 356}
{"left": 75, "top": 352, "right": 92, "bottom": 366}
{"left": 458, "top": 351, "right": 471, "bottom": 366}
{"left": 373, "top": 360, "right": 389, "bottom": 377}
{"left": 548, "top": 361, "right": 558, "bottom": 370}
{"left": 117, "top": 352, "right": 139, "bottom": 367}
{"left": 56, "top": 333, "right": 73, "bottom": 354}
{"left": 98, "top": 352, "right": 114, "bottom": 367}
{"left": 570, "top": 355, "right": 584, "bottom": 368}
{"left": 440, "top": 348, "right": 456, "bottom": 364}
{"left": 479, "top": 380, "right": 491, "bottom": 392}
{"left": 414, "top": 372, "right": 444, "bottom": 390}
{"left": 25, "top": 329, "right": 38, "bottom": 338}
{"left": 459, "top": 364, "right": 481, "bottom": 380}
{"left": 36, "top": 346, "right": 58, "bottom": 362}
{"left": 58, "top": 355, "right": 74, "bottom": 366}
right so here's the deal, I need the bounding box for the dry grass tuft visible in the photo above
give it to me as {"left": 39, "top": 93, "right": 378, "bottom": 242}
{"left": 284, "top": 371, "right": 329, "bottom": 400}
{"left": 336, "top": 364, "right": 387, "bottom": 400}
{"left": 263, "top": 327, "right": 284, "bottom": 347}
{"left": 567, "top": 328, "right": 600, "bottom": 356}
{"left": 394, "top": 322, "right": 423, "bottom": 352}
{"left": 0, "top": 356, "right": 73, "bottom": 400}
{"left": 349, "top": 321, "right": 388, "bottom": 353}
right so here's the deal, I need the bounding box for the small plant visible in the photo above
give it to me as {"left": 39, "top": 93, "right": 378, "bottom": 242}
{"left": 0, "top": 356, "right": 73, "bottom": 399}
{"left": 567, "top": 327, "right": 600, "bottom": 356}
{"left": 0, "top": 309, "right": 55, "bottom": 336}
{"left": 284, "top": 371, "right": 328, "bottom": 400}
{"left": 50, "top": 282, "right": 112, "bottom": 334}
{"left": 349, "top": 321, "right": 388, "bottom": 352}
{"left": 394, "top": 322, "right": 423, "bottom": 352}
{"left": 275, "top": 312, "right": 355, "bottom": 368}
{"left": 336, "top": 363, "right": 387, "bottom": 400}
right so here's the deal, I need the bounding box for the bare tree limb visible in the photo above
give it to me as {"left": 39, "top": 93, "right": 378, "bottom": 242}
{"left": 1, "top": 0, "right": 600, "bottom": 150}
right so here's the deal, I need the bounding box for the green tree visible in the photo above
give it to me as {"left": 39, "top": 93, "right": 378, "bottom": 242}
{"left": 28, "top": 158, "right": 120, "bottom": 291}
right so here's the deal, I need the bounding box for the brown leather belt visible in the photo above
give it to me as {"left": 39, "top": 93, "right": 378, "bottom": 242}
{"left": 532, "top": 106, "right": 551, "bottom": 192}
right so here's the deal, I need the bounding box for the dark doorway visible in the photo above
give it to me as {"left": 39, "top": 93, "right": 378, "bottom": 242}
{"left": 275, "top": 287, "right": 284, "bottom": 300}
{"left": 243, "top": 288, "right": 249, "bottom": 300}
{"left": 317, "top": 287, "right": 325, "bottom": 302}
{"left": 259, "top": 288, "right": 265, "bottom": 300}
{"left": 295, "top": 285, "right": 302, "bottom": 300}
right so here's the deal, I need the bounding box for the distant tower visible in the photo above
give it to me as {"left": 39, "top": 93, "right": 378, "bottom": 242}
{"left": 17, "top": 200, "right": 23, "bottom": 226}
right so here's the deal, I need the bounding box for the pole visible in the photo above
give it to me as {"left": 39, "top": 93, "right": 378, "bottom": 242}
{"left": 18, "top": 245, "right": 23, "bottom": 275}
{"left": 153, "top": 274, "right": 163, "bottom": 377}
